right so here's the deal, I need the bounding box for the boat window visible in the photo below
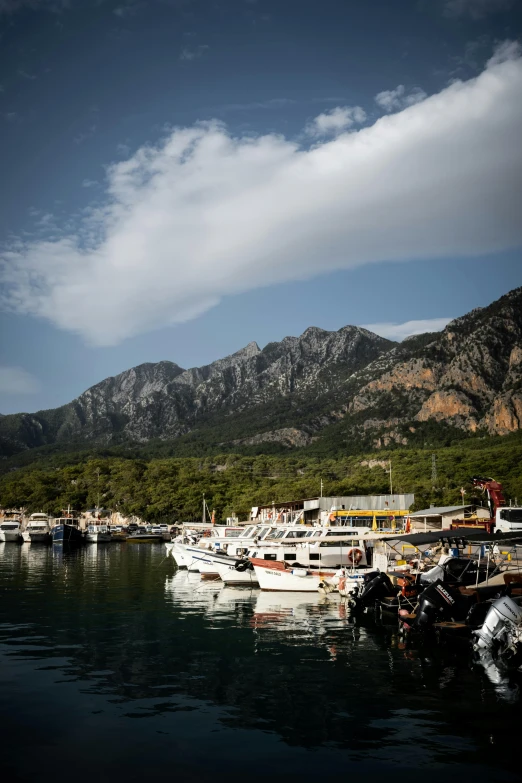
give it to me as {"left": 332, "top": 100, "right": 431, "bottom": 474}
{"left": 264, "top": 553, "right": 277, "bottom": 560}
{"left": 283, "top": 553, "right": 297, "bottom": 560}
{"left": 284, "top": 530, "right": 308, "bottom": 539}
{"left": 271, "top": 530, "right": 286, "bottom": 539}
{"left": 310, "top": 553, "right": 320, "bottom": 560}
{"left": 1, "top": 524, "right": 18, "bottom": 530}
{"left": 320, "top": 539, "right": 360, "bottom": 547}
{"left": 258, "top": 528, "right": 270, "bottom": 538}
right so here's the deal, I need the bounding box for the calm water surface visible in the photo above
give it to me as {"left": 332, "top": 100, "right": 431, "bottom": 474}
{"left": 0, "top": 542, "right": 520, "bottom": 783}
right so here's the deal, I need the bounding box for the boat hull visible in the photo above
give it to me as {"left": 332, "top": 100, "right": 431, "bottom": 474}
{"left": 51, "top": 524, "right": 84, "bottom": 546}
{"left": 125, "top": 534, "right": 163, "bottom": 543}
{"left": 22, "top": 531, "right": 52, "bottom": 544}
{"left": 0, "top": 530, "right": 23, "bottom": 543}
{"left": 85, "top": 532, "right": 112, "bottom": 543}
{"left": 217, "top": 562, "right": 259, "bottom": 586}
{"left": 251, "top": 559, "right": 337, "bottom": 592}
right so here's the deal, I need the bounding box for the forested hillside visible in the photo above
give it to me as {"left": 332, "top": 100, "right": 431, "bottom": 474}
{"left": 1, "top": 432, "right": 520, "bottom": 521}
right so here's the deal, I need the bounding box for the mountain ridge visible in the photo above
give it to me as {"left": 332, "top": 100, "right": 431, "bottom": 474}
{"left": 1, "top": 287, "right": 521, "bottom": 457}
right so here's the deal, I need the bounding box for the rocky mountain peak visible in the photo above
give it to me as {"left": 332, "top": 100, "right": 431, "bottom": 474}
{"left": 0, "top": 286, "right": 520, "bottom": 457}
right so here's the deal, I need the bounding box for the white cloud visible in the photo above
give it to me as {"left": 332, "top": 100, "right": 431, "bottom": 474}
{"left": 375, "top": 84, "right": 427, "bottom": 113}
{"left": 82, "top": 179, "right": 99, "bottom": 188}
{"left": 487, "top": 39, "right": 521, "bottom": 67}
{"left": 0, "top": 366, "right": 40, "bottom": 395}
{"left": 443, "top": 0, "right": 513, "bottom": 20}
{"left": 1, "top": 45, "right": 522, "bottom": 347}
{"left": 362, "top": 318, "right": 454, "bottom": 342}
{"left": 305, "top": 105, "right": 366, "bottom": 137}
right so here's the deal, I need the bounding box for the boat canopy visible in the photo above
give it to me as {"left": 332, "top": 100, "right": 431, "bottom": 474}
{"left": 374, "top": 529, "right": 522, "bottom": 547}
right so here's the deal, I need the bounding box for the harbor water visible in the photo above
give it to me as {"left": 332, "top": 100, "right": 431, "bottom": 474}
{"left": 0, "top": 542, "right": 520, "bottom": 783}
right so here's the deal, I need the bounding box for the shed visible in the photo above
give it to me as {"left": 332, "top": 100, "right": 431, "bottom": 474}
{"left": 409, "top": 504, "right": 489, "bottom": 532}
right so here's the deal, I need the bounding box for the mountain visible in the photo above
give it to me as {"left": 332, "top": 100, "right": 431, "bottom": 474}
{"left": 1, "top": 287, "right": 521, "bottom": 458}
{"left": 0, "top": 325, "right": 392, "bottom": 456}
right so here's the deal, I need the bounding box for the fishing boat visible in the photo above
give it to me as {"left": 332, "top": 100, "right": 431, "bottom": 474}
{"left": 22, "top": 513, "right": 52, "bottom": 544}
{"left": 250, "top": 557, "right": 340, "bottom": 592}
{"left": 85, "top": 523, "right": 112, "bottom": 543}
{"left": 0, "top": 515, "right": 23, "bottom": 543}
{"left": 51, "top": 515, "right": 84, "bottom": 546}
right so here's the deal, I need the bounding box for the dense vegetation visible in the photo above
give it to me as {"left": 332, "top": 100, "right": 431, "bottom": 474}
{"left": 1, "top": 431, "right": 521, "bottom": 522}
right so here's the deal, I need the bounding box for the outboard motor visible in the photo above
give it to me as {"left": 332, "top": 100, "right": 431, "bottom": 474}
{"left": 473, "top": 596, "right": 522, "bottom": 659}
{"left": 358, "top": 572, "right": 396, "bottom": 606}
{"left": 413, "top": 580, "right": 463, "bottom": 631}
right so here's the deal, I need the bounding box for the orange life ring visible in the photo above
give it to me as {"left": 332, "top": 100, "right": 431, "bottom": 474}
{"left": 347, "top": 548, "right": 363, "bottom": 565}
{"left": 338, "top": 577, "right": 347, "bottom": 592}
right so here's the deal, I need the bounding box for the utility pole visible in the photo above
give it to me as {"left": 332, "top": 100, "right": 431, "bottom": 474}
{"left": 96, "top": 468, "right": 101, "bottom": 515}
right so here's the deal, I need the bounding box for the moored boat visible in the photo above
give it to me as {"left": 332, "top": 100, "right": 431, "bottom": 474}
{"left": 251, "top": 557, "right": 339, "bottom": 592}
{"left": 0, "top": 517, "right": 23, "bottom": 543}
{"left": 85, "top": 523, "right": 112, "bottom": 543}
{"left": 51, "top": 516, "right": 84, "bottom": 546}
{"left": 22, "top": 513, "right": 52, "bottom": 544}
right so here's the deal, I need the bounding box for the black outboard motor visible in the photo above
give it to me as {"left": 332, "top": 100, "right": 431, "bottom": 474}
{"left": 359, "top": 572, "right": 396, "bottom": 606}
{"left": 413, "top": 579, "right": 464, "bottom": 631}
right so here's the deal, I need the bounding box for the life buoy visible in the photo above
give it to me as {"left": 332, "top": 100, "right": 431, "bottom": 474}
{"left": 347, "top": 548, "right": 363, "bottom": 565}
{"left": 338, "top": 577, "right": 347, "bottom": 592}
{"left": 329, "top": 513, "right": 336, "bottom": 523}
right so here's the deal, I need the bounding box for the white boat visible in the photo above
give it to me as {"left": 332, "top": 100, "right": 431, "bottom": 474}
{"left": 22, "top": 513, "right": 52, "bottom": 544}
{"left": 251, "top": 558, "right": 338, "bottom": 592}
{"left": 0, "top": 517, "right": 23, "bottom": 543}
{"left": 85, "top": 524, "right": 112, "bottom": 543}
{"left": 217, "top": 560, "right": 259, "bottom": 586}
{"left": 247, "top": 528, "right": 373, "bottom": 570}
{"left": 168, "top": 523, "right": 275, "bottom": 572}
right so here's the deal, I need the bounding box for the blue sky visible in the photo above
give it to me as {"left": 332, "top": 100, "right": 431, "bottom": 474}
{"left": 0, "top": 0, "right": 521, "bottom": 413}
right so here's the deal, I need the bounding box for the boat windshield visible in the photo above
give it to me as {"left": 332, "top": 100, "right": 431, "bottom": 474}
{"left": 283, "top": 530, "right": 309, "bottom": 539}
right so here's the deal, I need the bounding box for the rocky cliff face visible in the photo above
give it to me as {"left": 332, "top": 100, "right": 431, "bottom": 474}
{"left": 343, "top": 286, "right": 522, "bottom": 446}
{"left": 0, "top": 325, "right": 392, "bottom": 454}
{"left": 1, "top": 287, "right": 520, "bottom": 456}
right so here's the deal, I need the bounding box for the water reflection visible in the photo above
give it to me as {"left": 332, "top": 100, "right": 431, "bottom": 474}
{"left": 0, "top": 544, "right": 520, "bottom": 782}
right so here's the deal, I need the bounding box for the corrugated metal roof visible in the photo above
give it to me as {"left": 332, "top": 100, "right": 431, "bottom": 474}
{"left": 410, "top": 505, "right": 471, "bottom": 517}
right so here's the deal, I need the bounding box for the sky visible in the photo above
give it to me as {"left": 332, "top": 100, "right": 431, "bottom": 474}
{"left": 0, "top": 0, "right": 521, "bottom": 414}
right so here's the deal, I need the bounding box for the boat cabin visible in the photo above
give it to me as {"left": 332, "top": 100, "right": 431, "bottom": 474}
{"left": 249, "top": 530, "right": 372, "bottom": 569}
